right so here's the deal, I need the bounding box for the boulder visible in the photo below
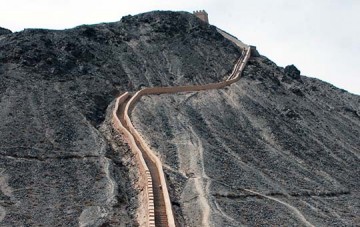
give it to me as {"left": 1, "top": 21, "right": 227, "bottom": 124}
{"left": 284, "top": 64, "right": 301, "bottom": 80}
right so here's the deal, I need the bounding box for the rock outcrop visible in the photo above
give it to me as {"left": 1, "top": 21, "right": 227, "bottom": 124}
{"left": 284, "top": 64, "right": 301, "bottom": 80}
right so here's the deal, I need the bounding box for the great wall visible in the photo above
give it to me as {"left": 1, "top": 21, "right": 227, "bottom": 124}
{"left": 112, "top": 13, "right": 252, "bottom": 227}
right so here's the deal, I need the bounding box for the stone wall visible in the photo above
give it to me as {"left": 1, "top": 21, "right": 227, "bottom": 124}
{"left": 119, "top": 46, "right": 250, "bottom": 226}
{"left": 112, "top": 31, "right": 251, "bottom": 227}
{"left": 112, "top": 93, "right": 155, "bottom": 227}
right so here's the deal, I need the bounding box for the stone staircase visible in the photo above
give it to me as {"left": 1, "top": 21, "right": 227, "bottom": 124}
{"left": 148, "top": 158, "right": 169, "bottom": 226}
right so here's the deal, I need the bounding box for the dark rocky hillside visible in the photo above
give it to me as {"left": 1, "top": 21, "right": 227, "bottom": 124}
{"left": 0, "top": 27, "right": 12, "bottom": 36}
{"left": 1, "top": 10, "right": 359, "bottom": 227}
{"left": 0, "top": 11, "right": 239, "bottom": 226}
{"left": 132, "top": 57, "right": 360, "bottom": 226}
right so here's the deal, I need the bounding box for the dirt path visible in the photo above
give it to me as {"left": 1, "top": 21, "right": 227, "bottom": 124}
{"left": 188, "top": 125, "right": 211, "bottom": 227}
{"left": 244, "top": 189, "right": 315, "bottom": 227}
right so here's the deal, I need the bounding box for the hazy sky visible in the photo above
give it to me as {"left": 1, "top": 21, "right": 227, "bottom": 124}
{"left": 1, "top": 0, "right": 359, "bottom": 94}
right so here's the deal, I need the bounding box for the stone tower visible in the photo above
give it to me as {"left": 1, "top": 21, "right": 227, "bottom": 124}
{"left": 193, "top": 10, "right": 209, "bottom": 23}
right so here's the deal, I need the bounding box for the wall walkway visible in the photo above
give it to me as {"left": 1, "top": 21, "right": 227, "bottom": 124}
{"left": 112, "top": 30, "right": 251, "bottom": 227}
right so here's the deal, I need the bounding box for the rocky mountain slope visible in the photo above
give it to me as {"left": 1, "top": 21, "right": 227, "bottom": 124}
{"left": 1, "top": 10, "right": 359, "bottom": 227}
{"left": 132, "top": 57, "right": 360, "bottom": 226}
{"left": 0, "top": 11, "right": 239, "bottom": 226}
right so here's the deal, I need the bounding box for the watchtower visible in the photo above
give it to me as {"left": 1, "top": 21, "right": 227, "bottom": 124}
{"left": 193, "top": 10, "right": 209, "bottom": 24}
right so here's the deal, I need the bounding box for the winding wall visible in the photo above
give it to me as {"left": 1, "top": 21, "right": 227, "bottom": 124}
{"left": 112, "top": 93, "right": 155, "bottom": 227}
{"left": 112, "top": 31, "right": 251, "bottom": 227}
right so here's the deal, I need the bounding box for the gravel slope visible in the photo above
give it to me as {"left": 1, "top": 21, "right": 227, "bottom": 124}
{"left": 132, "top": 56, "right": 360, "bottom": 226}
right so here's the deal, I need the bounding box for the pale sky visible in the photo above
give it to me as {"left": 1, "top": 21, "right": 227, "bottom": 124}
{"left": 1, "top": 0, "right": 359, "bottom": 95}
